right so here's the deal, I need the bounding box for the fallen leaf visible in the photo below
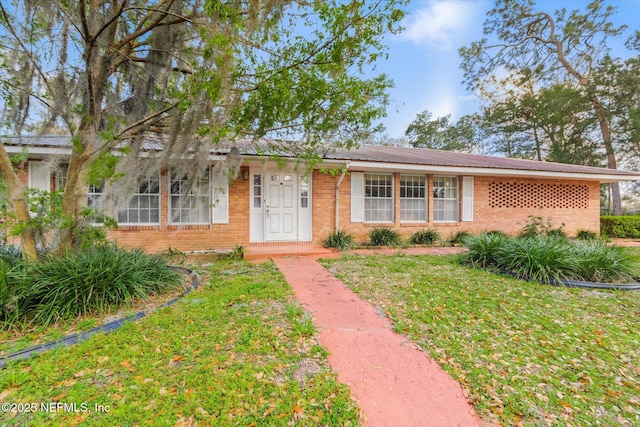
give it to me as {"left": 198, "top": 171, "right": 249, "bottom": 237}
{"left": 0, "top": 388, "right": 17, "bottom": 400}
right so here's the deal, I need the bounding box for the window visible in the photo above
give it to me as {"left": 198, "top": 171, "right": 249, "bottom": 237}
{"left": 365, "top": 173, "right": 393, "bottom": 222}
{"left": 55, "top": 163, "right": 68, "bottom": 191}
{"left": 433, "top": 176, "right": 459, "bottom": 222}
{"left": 117, "top": 175, "right": 160, "bottom": 224}
{"left": 400, "top": 175, "right": 427, "bottom": 222}
{"left": 87, "top": 181, "right": 106, "bottom": 222}
{"left": 253, "top": 174, "right": 262, "bottom": 208}
{"left": 170, "top": 171, "right": 210, "bottom": 224}
{"left": 300, "top": 175, "right": 309, "bottom": 208}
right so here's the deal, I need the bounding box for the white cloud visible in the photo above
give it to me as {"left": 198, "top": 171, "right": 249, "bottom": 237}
{"left": 400, "top": 1, "right": 476, "bottom": 50}
{"left": 425, "top": 88, "right": 458, "bottom": 118}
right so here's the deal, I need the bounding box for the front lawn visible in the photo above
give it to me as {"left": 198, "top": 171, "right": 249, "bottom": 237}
{"left": 0, "top": 260, "right": 359, "bottom": 426}
{"left": 321, "top": 254, "right": 640, "bottom": 427}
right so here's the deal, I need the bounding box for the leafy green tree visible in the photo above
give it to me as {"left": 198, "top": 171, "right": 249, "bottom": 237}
{"left": 460, "top": 0, "right": 634, "bottom": 215}
{"left": 590, "top": 55, "right": 640, "bottom": 168}
{"left": 404, "top": 110, "right": 483, "bottom": 153}
{"left": 0, "top": 0, "right": 405, "bottom": 258}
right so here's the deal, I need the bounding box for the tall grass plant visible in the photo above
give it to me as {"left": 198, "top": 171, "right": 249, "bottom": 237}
{"left": 2, "top": 245, "right": 183, "bottom": 328}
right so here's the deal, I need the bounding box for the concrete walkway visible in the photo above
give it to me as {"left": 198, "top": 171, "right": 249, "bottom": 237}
{"left": 274, "top": 255, "right": 489, "bottom": 427}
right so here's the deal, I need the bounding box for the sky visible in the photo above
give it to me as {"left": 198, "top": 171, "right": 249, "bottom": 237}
{"left": 376, "top": 0, "right": 640, "bottom": 139}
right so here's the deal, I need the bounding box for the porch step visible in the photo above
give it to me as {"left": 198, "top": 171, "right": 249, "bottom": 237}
{"left": 244, "top": 244, "right": 334, "bottom": 260}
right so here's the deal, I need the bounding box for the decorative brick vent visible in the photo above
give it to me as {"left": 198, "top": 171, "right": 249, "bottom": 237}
{"left": 489, "top": 181, "right": 589, "bottom": 209}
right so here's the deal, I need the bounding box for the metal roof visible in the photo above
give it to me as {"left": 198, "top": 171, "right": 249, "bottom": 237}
{"left": 2, "top": 135, "right": 638, "bottom": 179}
{"left": 325, "top": 145, "right": 637, "bottom": 177}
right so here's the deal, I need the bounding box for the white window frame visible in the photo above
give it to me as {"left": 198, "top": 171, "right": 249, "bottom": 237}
{"left": 87, "top": 181, "right": 106, "bottom": 224}
{"left": 117, "top": 175, "right": 161, "bottom": 225}
{"left": 433, "top": 176, "right": 459, "bottom": 222}
{"left": 400, "top": 175, "right": 427, "bottom": 222}
{"left": 364, "top": 173, "right": 394, "bottom": 223}
{"left": 169, "top": 170, "right": 211, "bottom": 225}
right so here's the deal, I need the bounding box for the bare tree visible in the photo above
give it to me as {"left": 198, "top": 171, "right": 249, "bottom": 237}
{"left": 0, "top": 0, "right": 405, "bottom": 258}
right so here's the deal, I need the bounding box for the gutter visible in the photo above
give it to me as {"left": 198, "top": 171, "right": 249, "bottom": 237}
{"left": 334, "top": 166, "right": 348, "bottom": 232}
{"left": 344, "top": 160, "right": 640, "bottom": 183}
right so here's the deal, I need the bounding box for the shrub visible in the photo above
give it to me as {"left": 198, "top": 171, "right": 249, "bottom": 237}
{"left": 322, "top": 229, "right": 355, "bottom": 250}
{"left": 576, "top": 229, "right": 598, "bottom": 240}
{"left": 497, "top": 236, "right": 575, "bottom": 283}
{"left": 462, "top": 234, "right": 639, "bottom": 284}
{"left": 228, "top": 245, "right": 244, "bottom": 260}
{"left": 546, "top": 227, "right": 567, "bottom": 239}
{"left": 460, "top": 232, "right": 510, "bottom": 268}
{"left": 9, "top": 245, "right": 183, "bottom": 327}
{"left": 0, "top": 244, "right": 21, "bottom": 268}
{"left": 448, "top": 230, "right": 472, "bottom": 245}
{"left": 0, "top": 260, "right": 15, "bottom": 322}
{"left": 601, "top": 215, "right": 640, "bottom": 238}
{"left": 571, "top": 241, "right": 638, "bottom": 283}
{"left": 409, "top": 228, "right": 440, "bottom": 245}
{"left": 518, "top": 215, "right": 565, "bottom": 239}
{"left": 369, "top": 227, "right": 401, "bottom": 246}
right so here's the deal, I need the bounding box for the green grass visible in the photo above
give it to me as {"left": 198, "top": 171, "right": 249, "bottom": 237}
{"left": 321, "top": 254, "right": 640, "bottom": 427}
{"left": 0, "top": 260, "right": 359, "bottom": 426}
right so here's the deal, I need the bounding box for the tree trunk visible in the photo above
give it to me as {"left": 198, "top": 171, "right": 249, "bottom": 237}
{"left": 55, "top": 128, "right": 94, "bottom": 254}
{"left": 0, "top": 142, "right": 38, "bottom": 260}
{"left": 590, "top": 96, "right": 622, "bottom": 215}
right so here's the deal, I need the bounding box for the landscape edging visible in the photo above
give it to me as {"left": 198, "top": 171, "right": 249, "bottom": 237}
{"left": 0, "top": 266, "right": 199, "bottom": 369}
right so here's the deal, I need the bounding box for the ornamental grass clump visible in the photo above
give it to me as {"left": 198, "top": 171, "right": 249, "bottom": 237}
{"left": 571, "top": 240, "right": 639, "bottom": 283}
{"left": 461, "top": 234, "right": 639, "bottom": 284}
{"left": 6, "top": 245, "right": 183, "bottom": 327}
{"left": 575, "top": 229, "right": 598, "bottom": 240}
{"left": 448, "top": 230, "right": 473, "bottom": 245}
{"left": 460, "top": 232, "right": 510, "bottom": 268}
{"left": 409, "top": 228, "right": 440, "bottom": 245}
{"left": 496, "top": 235, "right": 575, "bottom": 283}
{"left": 369, "top": 227, "right": 402, "bottom": 246}
{"left": 322, "top": 229, "right": 355, "bottom": 250}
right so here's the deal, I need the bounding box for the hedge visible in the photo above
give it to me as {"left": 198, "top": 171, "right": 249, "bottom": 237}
{"left": 600, "top": 215, "right": 640, "bottom": 238}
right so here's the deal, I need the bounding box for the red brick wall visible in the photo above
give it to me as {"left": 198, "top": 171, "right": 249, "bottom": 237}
{"left": 312, "top": 171, "right": 601, "bottom": 245}
{"left": 11, "top": 161, "right": 603, "bottom": 252}
{"left": 109, "top": 167, "right": 251, "bottom": 252}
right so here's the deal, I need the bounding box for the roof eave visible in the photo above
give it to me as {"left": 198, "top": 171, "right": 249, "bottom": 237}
{"left": 344, "top": 160, "right": 640, "bottom": 183}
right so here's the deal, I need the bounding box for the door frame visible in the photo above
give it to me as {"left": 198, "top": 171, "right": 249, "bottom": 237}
{"left": 264, "top": 171, "right": 298, "bottom": 241}
{"left": 249, "top": 167, "right": 313, "bottom": 243}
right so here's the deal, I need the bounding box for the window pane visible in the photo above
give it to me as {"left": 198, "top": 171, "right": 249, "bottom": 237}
{"left": 118, "top": 174, "right": 161, "bottom": 224}
{"left": 364, "top": 173, "right": 393, "bottom": 222}
{"left": 433, "top": 177, "right": 458, "bottom": 221}
{"left": 169, "top": 170, "right": 209, "bottom": 224}
{"left": 400, "top": 175, "right": 427, "bottom": 222}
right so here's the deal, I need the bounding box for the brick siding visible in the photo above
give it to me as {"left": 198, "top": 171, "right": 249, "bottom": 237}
{"left": 312, "top": 171, "right": 600, "bottom": 245}
{"left": 11, "top": 161, "right": 602, "bottom": 252}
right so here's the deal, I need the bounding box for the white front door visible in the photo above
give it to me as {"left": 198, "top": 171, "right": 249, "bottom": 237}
{"left": 265, "top": 172, "right": 297, "bottom": 241}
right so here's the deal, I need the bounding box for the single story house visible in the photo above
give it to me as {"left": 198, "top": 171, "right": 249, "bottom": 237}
{"left": 4, "top": 136, "right": 640, "bottom": 252}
